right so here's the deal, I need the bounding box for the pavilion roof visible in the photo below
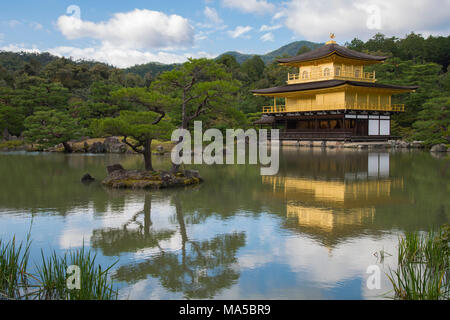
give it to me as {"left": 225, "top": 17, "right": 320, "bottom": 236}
{"left": 277, "top": 43, "right": 387, "bottom": 64}
{"left": 252, "top": 80, "right": 418, "bottom": 95}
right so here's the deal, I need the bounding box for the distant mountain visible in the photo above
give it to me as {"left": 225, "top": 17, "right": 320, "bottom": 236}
{"left": 218, "top": 40, "right": 322, "bottom": 64}
{"left": 124, "top": 40, "right": 323, "bottom": 76}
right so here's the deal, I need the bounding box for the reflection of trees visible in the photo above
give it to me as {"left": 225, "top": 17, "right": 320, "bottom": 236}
{"left": 112, "top": 195, "right": 246, "bottom": 299}
{"left": 91, "top": 194, "right": 175, "bottom": 256}
{"left": 0, "top": 153, "right": 129, "bottom": 216}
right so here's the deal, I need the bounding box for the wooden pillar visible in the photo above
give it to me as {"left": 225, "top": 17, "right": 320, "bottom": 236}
{"left": 355, "top": 91, "right": 358, "bottom": 108}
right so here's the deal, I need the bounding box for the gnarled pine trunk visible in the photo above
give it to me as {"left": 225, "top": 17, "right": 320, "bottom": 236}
{"left": 143, "top": 138, "right": 153, "bottom": 171}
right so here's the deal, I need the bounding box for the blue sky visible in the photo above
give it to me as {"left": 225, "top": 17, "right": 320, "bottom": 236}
{"left": 0, "top": 0, "right": 449, "bottom": 68}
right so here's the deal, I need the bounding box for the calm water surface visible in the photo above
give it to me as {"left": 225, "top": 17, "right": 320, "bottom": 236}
{"left": 0, "top": 149, "right": 448, "bottom": 299}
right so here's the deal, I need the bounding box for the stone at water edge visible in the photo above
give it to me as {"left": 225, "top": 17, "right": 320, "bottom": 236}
{"left": 184, "top": 169, "right": 201, "bottom": 180}
{"left": 107, "top": 164, "right": 125, "bottom": 174}
{"left": 88, "top": 142, "right": 106, "bottom": 153}
{"left": 430, "top": 144, "right": 448, "bottom": 153}
{"left": 81, "top": 173, "right": 95, "bottom": 183}
{"left": 104, "top": 137, "right": 127, "bottom": 154}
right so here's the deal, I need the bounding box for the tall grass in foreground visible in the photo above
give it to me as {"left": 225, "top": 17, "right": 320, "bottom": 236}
{"left": 387, "top": 225, "right": 449, "bottom": 300}
{"left": 0, "top": 238, "right": 118, "bottom": 300}
{"left": 0, "top": 236, "right": 31, "bottom": 299}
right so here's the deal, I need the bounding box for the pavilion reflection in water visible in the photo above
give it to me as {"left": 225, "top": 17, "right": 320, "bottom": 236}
{"left": 263, "top": 152, "right": 404, "bottom": 245}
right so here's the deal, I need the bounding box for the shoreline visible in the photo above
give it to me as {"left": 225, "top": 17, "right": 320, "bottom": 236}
{"left": 1, "top": 137, "right": 449, "bottom": 154}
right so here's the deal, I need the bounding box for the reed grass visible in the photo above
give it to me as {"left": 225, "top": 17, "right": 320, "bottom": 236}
{"left": 0, "top": 237, "right": 118, "bottom": 300}
{"left": 0, "top": 236, "right": 31, "bottom": 299}
{"left": 387, "top": 225, "right": 449, "bottom": 300}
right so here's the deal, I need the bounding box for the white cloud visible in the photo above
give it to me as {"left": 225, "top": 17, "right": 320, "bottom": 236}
{"left": 7, "top": 20, "right": 21, "bottom": 28}
{"left": 204, "top": 6, "right": 223, "bottom": 24}
{"left": 227, "top": 25, "right": 253, "bottom": 38}
{"left": 29, "top": 22, "right": 43, "bottom": 31}
{"left": 222, "top": 0, "right": 275, "bottom": 15}
{"left": 272, "top": 12, "right": 285, "bottom": 21}
{"left": 259, "top": 24, "right": 282, "bottom": 32}
{"left": 0, "top": 43, "right": 40, "bottom": 53}
{"left": 49, "top": 45, "right": 215, "bottom": 68}
{"left": 260, "top": 32, "right": 274, "bottom": 42}
{"left": 281, "top": 0, "right": 450, "bottom": 42}
{"left": 56, "top": 9, "right": 195, "bottom": 50}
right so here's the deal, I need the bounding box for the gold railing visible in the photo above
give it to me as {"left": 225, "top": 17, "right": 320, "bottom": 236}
{"left": 263, "top": 105, "right": 286, "bottom": 113}
{"left": 287, "top": 69, "right": 376, "bottom": 84}
{"left": 262, "top": 103, "right": 404, "bottom": 113}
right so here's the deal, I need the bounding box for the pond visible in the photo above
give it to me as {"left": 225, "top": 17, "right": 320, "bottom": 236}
{"left": 0, "top": 149, "right": 448, "bottom": 299}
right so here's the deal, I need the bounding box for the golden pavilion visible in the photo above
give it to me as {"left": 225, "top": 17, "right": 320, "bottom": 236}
{"left": 252, "top": 35, "right": 418, "bottom": 141}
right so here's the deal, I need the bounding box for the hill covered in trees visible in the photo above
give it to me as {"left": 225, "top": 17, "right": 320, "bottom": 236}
{"left": 0, "top": 32, "right": 448, "bottom": 148}
{"left": 217, "top": 40, "right": 320, "bottom": 64}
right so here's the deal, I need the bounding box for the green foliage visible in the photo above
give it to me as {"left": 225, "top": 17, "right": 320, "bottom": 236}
{"left": 124, "top": 62, "right": 178, "bottom": 78}
{"left": 36, "top": 246, "right": 118, "bottom": 300}
{"left": 0, "top": 236, "right": 30, "bottom": 299}
{"left": 297, "top": 45, "right": 312, "bottom": 55}
{"left": 153, "top": 58, "right": 242, "bottom": 129}
{"left": 412, "top": 97, "right": 450, "bottom": 146}
{"left": 0, "top": 140, "right": 24, "bottom": 149}
{"left": 0, "top": 104, "right": 25, "bottom": 136}
{"left": 387, "top": 225, "right": 449, "bottom": 300}
{"left": 94, "top": 110, "right": 174, "bottom": 143}
{"left": 23, "top": 110, "right": 83, "bottom": 150}
{"left": 0, "top": 236, "right": 117, "bottom": 300}
{"left": 241, "top": 56, "right": 265, "bottom": 82}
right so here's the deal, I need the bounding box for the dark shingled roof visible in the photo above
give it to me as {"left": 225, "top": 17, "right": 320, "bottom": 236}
{"left": 277, "top": 43, "right": 388, "bottom": 64}
{"left": 252, "top": 80, "right": 418, "bottom": 95}
{"left": 253, "top": 116, "right": 275, "bottom": 125}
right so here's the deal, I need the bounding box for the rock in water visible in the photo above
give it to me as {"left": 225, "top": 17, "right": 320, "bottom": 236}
{"left": 104, "top": 137, "right": 127, "bottom": 153}
{"left": 88, "top": 142, "right": 106, "bottom": 153}
{"left": 107, "top": 164, "right": 125, "bottom": 174}
{"left": 102, "top": 169, "right": 203, "bottom": 189}
{"left": 184, "top": 170, "right": 201, "bottom": 179}
{"left": 430, "top": 144, "right": 448, "bottom": 153}
{"left": 81, "top": 173, "right": 95, "bottom": 183}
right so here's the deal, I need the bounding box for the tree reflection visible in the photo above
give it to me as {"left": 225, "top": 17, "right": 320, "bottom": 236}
{"left": 91, "top": 194, "right": 175, "bottom": 255}
{"left": 92, "top": 192, "right": 246, "bottom": 299}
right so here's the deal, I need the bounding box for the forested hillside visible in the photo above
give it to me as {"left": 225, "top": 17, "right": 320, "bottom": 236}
{"left": 217, "top": 40, "right": 320, "bottom": 64}
{"left": 0, "top": 32, "right": 448, "bottom": 148}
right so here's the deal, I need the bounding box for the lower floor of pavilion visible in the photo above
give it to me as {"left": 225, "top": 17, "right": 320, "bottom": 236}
{"left": 255, "top": 111, "right": 397, "bottom": 141}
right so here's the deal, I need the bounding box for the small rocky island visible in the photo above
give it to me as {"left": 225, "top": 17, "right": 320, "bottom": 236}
{"left": 102, "top": 164, "right": 203, "bottom": 189}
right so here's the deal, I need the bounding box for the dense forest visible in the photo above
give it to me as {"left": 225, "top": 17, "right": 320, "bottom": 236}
{"left": 0, "top": 32, "right": 449, "bottom": 150}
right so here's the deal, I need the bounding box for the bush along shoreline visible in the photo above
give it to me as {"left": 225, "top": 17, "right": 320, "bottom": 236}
{"left": 0, "top": 236, "right": 118, "bottom": 300}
